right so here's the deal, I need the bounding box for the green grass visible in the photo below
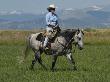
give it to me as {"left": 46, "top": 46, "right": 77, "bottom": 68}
{"left": 0, "top": 29, "right": 110, "bottom": 82}
{"left": 0, "top": 44, "right": 110, "bottom": 82}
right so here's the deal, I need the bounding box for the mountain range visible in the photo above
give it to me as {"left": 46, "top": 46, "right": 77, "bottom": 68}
{"left": 0, "top": 5, "right": 110, "bottom": 29}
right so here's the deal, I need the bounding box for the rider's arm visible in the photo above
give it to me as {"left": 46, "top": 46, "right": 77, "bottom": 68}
{"left": 46, "top": 14, "right": 50, "bottom": 25}
{"left": 56, "top": 14, "right": 59, "bottom": 26}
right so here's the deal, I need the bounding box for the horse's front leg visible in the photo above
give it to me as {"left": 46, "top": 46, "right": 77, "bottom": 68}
{"left": 66, "top": 50, "right": 77, "bottom": 70}
{"left": 51, "top": 55, "right": 58, "bottom": 72}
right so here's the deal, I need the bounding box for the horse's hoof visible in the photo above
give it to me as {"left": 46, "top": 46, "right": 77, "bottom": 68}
{"left": 73, "top": 67, "right": 77, "bottom": 71}
{"left": 29, "top": 65, "right": 34, "bottom": 70}
{"left": 44, "top": 67, "right": 48, "bottom": 70}
{"left": 50, "top": 68, "right": 54, "bottom": 72}
{"left": 51, "top": 70, "right": 54, "bottom": 72}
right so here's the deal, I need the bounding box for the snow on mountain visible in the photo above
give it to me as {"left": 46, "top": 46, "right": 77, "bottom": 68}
{"left": 0, "top": 10, "right": 23, "bottom": 15}
{"left": 65, "top": 8, "right": 74, "bottom": 11}
{"left": 9, "top": 10, "right": 22, "bottom": 15}
{"left": 89, "top": 5, "right": 103, "bottom": 11}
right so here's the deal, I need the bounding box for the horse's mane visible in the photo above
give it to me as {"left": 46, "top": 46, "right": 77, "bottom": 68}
{"left": 59, "top": 29, "right": 77, "bottom": 37}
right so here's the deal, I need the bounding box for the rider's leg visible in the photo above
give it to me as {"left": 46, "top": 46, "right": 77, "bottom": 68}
{"left": 43, "top": 27, "right": 53, "bottom": 48}
{"left": 43, "top": 36, "right": 49, "bottom": 47}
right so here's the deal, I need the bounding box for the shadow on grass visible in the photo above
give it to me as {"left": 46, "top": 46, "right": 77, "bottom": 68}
{"left": 28, "top": 66, "right": 78, "bottom": 72}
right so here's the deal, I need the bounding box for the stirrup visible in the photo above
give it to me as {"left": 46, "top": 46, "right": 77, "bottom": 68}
{"left": 42, "top": 47, "right": 49, "bottom": 50}
{"left": 45, "top": 47, "right": 49, "bottom": 50}
{"left": 41, "top": 45, "right": 49, "bottom": 50}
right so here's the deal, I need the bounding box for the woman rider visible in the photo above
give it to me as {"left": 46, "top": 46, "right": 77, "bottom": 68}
{"left": 43, "top": 4, "right": 59, "bottom": 49}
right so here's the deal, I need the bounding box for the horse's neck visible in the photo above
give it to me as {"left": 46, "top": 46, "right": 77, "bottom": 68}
{"left": 51, "top": 29, "right": 76, "bottom": 44}
{"left": 62, "top": 32, "right": 74, "bottom": 42}
{"left": 50, "top": 30, "right": 76, "bottom": 50}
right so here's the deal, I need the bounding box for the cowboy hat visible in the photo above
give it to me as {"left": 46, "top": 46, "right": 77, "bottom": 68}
{"left": 47, "top": 4, "right": 56, "bottom": 10}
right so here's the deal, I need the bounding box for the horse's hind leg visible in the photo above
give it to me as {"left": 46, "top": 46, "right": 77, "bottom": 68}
{"left": 35, "top": 50, "right": 47, "bottom": 70}
{"left": 66, "top": 52, "right": 77, "bottom": 70}
{"left": 31, "top": 51, "right": 44, "bottom": 70}
{"left": 51, "top": 55, "right": 58, "bottom": 71}
{"left": 30, "top": 51, "right": 38, "bottom": 70}
{"left": 30, "top": 50, "right": 40, "bottom": 69}
{"left": 30, "top": 59, "right": 36, "bottom": 70}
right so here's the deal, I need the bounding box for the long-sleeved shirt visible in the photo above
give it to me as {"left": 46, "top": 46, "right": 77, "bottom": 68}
{"left": 46, "top": 12, "right": 59, "bottom": 26}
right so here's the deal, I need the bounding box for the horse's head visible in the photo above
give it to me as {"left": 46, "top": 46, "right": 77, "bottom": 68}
{"left": 74, "top": 29, "right": 84, "bottom": 50}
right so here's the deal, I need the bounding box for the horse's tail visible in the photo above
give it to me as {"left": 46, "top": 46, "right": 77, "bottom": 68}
{"left": 23, "top": 35, "right": 31, "bottom": 61}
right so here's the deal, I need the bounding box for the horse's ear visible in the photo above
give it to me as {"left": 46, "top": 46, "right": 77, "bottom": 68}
{"left": 81, "top": 29, "right": 84, "bottom": 32}
{"left": 81, "top": 29, "right": 84, "bottom": 35}
{"left": 77, "top": 28, "right": 80, "bottom": 32}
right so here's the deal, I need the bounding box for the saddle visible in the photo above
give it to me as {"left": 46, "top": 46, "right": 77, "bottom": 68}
{"left": 36, "top": 27, "right": 61, "bottom": 49}
{"left": 35, "top": 32, "right": 55, "bottom": 49}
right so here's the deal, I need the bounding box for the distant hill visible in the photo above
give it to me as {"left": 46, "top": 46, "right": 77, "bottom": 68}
{"left": 58, "top": 5, "right": 110, "bottom": 28}
{"left": 0, "top": 5, "right": 110, "bottom": 29}
{"left": 0, "top": 12, "right": 45, "bottom": 29}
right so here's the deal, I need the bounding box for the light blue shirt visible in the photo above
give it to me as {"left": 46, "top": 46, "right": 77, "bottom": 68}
{"left": 46, "top": 12, "right": 59, "bottom": 26}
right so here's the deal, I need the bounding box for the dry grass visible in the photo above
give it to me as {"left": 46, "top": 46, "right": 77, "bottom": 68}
{"left": 0, "top": 29, "right": 110, "bottom": 45}
{"left": 0, "top": 30, "right": 43, "bottom": 45}
{"left": 84, "top": 28, "right": 110, "bottom": 45}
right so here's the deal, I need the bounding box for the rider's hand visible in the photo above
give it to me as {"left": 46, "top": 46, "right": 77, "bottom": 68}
{"left": 48, "top": 24, "right": 54, "bottom": 27}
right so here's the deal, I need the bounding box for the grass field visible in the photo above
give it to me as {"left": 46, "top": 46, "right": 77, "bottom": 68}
{"left": 0, "top": 29, "right": 110, "bottom": 82}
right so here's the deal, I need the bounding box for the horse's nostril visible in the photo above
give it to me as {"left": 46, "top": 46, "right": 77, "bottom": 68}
{"left": 79, "top": 37, "right": 81, "bottom": 40}
{"left": 80, "top": 47, "right": 83, "bottom": 50}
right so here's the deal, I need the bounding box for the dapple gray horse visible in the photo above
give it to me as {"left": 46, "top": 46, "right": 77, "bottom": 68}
{"left": 24, "top": 29, "right": 84, "bottom": 71}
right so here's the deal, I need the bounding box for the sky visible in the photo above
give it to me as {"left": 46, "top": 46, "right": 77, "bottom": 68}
{"left": 0, "top": 0, "right": 110, "bottom": 14}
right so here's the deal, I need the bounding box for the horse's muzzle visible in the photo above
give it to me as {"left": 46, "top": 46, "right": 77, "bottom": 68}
{"left": 78, "top": 45, "right": 83, "bottom": 50}
{"left": 79, "top": 47, "right": 83, "bottom": 50}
